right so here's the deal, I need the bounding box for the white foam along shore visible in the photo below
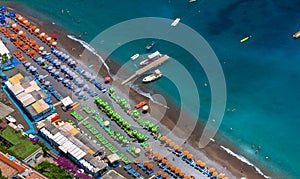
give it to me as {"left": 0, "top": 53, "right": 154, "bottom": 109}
{"left": 220, "top": 146, "right": 270, "bottom": 179}
{"left": 67, "top": 34, "right": 110, "bottom": 72}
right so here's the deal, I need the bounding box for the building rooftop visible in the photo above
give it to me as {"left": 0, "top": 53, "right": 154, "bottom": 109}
{"left": 0, "top": 153, "right": 25, "bottom": 178}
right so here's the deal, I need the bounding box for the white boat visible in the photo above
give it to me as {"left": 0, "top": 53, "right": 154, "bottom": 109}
{"left": 130, "top": 53, "right": 139, "bottom": 61}
{"left": 189, "top": 0, "right": 197, "bottom": 3}
{"left": 171, "top": 18, "right": 181, "bottom": 27}
{"left": 142, "top": 69, "right": 162, "bottom": 83}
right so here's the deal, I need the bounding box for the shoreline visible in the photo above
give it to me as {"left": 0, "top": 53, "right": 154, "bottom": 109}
{"left": 5, "top": 2, "right": 272, "bottom": 179}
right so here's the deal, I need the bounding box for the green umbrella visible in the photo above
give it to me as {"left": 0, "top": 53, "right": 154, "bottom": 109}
{"left": 109, "top": 87, "right": 115, "bottom": 94}
{"left": 137, "top": 133, "right": 144, "bottom": 140}
{"left": 125, "top": 124, "right": 132, "bottom": 129}
{"left": 124, "top": 103, "right": 131, "bottom": 110}
{"left": 123, "top": 139, "right": 128, "bottom": 144}
{"left": 118, "top": 135, "right": 124, "bottom": 140}
{"left": 132, "top": 130, "right": 138, "bottom": 136}
{"left": 151, "top": 125, "right": 159, "bottom": 133}
{"left": 116, "top": 133, "right": 121, "bottom": 137}
{"left": 148, "top": 122, "right": 154, "bottom": 129}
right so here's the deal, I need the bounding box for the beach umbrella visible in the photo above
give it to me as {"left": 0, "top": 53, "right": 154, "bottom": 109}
{"left": 162, "top": 173, "right": 168, "bottom": 179}
{"left": 39, "top": 46, "right": 44, "bottom": 51}
{"left": 183, "top": 150, "right": 189, "bottom": 156}
{"left": 224, "top": 177, "right": 229, "bottom": 179}
{"left": 169, "top": 142, "right": 175, "bottom": 148}
{"left": 18, "top": 30, "right": 23, "bottom": 35}
{"left": 161, "top": 158, "right": 167, "bottom": 164}
{"left": 166, "top": 139, "right": 171, "bottom": 145}
{"left": 171, "top": 166, "right": 176, "bottom": 172}
{"left": 200, "top": 162, "right": 206, "bottom": 168}
{"left": 174, "top": 145, "right": 179, "bottom": 150}
{"left": 153, "top": 152, "right": 159, "bottom": 158}
{"left": 145, "top": 147, "right": 152, "bottom": 152}
{"left": 31, "top": 26, "right": 37, "bottom": 30}
{"left": 12, "top": 23, "right": 17, "bottom": 28}
{"left": 44, "top": 81, "right": 51, "bottom": 86}
{"left": 175, "top": 168, "right": 181, "bottom": 174}
{"left": 148, "top": 164, "right": 154, "bottom": 169}
{"left": 46, "top": 37, "right": 52, "bottom": 41}
{"left": 142, "top": 105, "right": 149, "bottom": 112}
{"left": 158, "top": 155, "right": 164, "bottom": 162}
{"left": 196, "top": 160, "right": 202, "bottom": 166}
{"left": 34, "top": 28, "right": 40, "bottom": 33}
{"left": 39, "top": 32, "right": 45, "bottom": 37}
{"left": 103, "top": 121, "right": 110, "bottom": 127}
{"left": 52, "top": 33, "right": 58, "bottom": 39}
{"left": 209, "top": 168, "right": 215, "bottom": 173}
{"left": 23, "top": 20, "right": 28, "bottom": 24}
{"left": 18, "top": 16, "right": 23, "bottom": 20}
{"left": 166, "top": 162, "right": 172, "bottom": 168}
{"left": 218, "top": 173, "right": 225, "bottom": 178}
{"left": 135, "top": 159, "right": 141, "bottom": 164}
{"left": 179, "top": 172, "right": 185, "bottom": 177}
{"left": 24, "top": 62, "right": 31, "bottom": 67}
{"left": 212, "top": 172, "right": 218, "bottom": 177}
{"left": 134, "top": 148, "right": 141, "bottom": 155}
{"left": 52, "top": 41, "right": 57, "bottom": 46}
{"left": 25, "top": 22, "right": 30, "bottom": 27}
{"left": 161, "top": 136, "right": 167, "bottom": 141}
{"left": 157, "top": 171, "right": 162, "bottom": 176}
{"left": 187, "top": 154, "right": 193, "bottom": 159}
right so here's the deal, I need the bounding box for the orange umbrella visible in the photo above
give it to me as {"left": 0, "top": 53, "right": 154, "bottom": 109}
{"left": 177, "top": 147, "right": 183, "bottom": 152}
{"left": 161, "top": 136, "right": 167, "bottom": 141}
{"left": 218, "top": 173, "right": 225, "bottom": 178}
{"left": 166, "top": 162, "right": 172, "bottom": 168}
{"left": 169, "top": 142, "right": 175, "bottom": 147}
{"left": 224, "top": 177, "right": 229, "bottom": 179}
{"left": 187, "top": 153, "right": 193, "bottom": 159}
{"left": 30, "top": 40, "right": 36, "bottom": 45}
{"left": 200, "top": 162, "right": 206, "bottom": 168}
{"left": 196, "top": 160, "right": 202, "bottom": 166}
{"left": 9, "top": 21, "right": 14, "bottom": 25}
{"left": 179, "top": 172, "right": 185, "bottom": 177}
{"left": 162, "top": 159, "right": 167, "bottom": 164}
{"left": 162, "top": 173, "right": 168, "bottom": 179}
{"left": 158, "top": 155, "right": 163, "bottom": 161}
{"left": 153, "top": 152, "right": 159, "bottom": 158}
{"left": 171, "top": 166, "right": 176, "bottom": 172}
{"left": 135, "top": 159, "right": 141, "bottom": 164}
{"left": 183, "top": 150, "right": 189, "bottom": 156}
{"left": 144, "top": 161, "right": 149, "bottom": 167}
{"left": 31, "top": 26, "right": 37, "bottom": 30}
{"left": 145, "top": 147, "right": 152, "bottom": 152}
{"left": 166, "top": 139, "right": 171, "bottom": 144}
{"left": 16, "top": 14, "right": 21, "bottom": 18}
{"left": 25, "top": 22, "right": 30, "bottom": 27}
{"left": 21, "top": 32, "right": 26, "bottom": 37}
{"left": 175, "top": 168, "right": 181, "bottom": 174}
{"left": 44, "top": 34, "right": 49, "bottom": 39}
{"left": 209, "top": 168, "right": 215, "bottom": 173}
{"left": 148, "top": 164, "right": 154, "bottom": 169}
{"left": 174, "top": 145, "right": 179, "bottom": 150}
{"left": 157, "top": 171, "right": 162, "bottom": 176}
{"left": 184, "top": 176, "right": 191, "bottom": 179}
{"left": 212, "top": 172, "right": 218, "bottom": 177}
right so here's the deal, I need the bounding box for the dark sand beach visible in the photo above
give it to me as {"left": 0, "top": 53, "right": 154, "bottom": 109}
{"left": 5, "top": 2, "right": 268, "bottom": 179}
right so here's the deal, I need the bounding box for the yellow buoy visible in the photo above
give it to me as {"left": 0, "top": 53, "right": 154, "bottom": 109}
{"left": 240, "top": 35, "right": 252, "bottom": 43}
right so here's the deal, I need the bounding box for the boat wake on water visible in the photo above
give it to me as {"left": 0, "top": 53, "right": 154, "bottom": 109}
{"left": 67, "top": 34, "right": 110, "bottom": 73}
{"left": 220, "top": 146, "right": 270, "bottom": 179}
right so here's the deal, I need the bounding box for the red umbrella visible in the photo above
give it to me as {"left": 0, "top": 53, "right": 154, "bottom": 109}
{"left": 52, "top": 33, "right": 58, "bottom": 39}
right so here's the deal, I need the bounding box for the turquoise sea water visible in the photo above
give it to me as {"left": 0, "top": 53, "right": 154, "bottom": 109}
{"left": 7, "top": 0, "right": 300, "bottom": 178}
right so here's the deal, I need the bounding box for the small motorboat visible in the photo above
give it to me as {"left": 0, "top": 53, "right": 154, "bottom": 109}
{"left": 130, "top": 53, "right": 139, "bottom": 61}
{"left": 293, "top": 31, "right": 300, "bottom": 39}
{"left": 146, "top": 41, "right": 155, "bottom": 50}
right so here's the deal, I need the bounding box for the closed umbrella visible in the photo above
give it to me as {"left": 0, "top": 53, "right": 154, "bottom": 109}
{"left": 34, "top": 28, "right": 40, "bottom": 33}
{"left": 46, "top": 37, "right": 52, "bottom": 41}
{"left": 52, "top": 41, "right": 57, "bottom": 46}
{"left": 39, "top": 46, "right": 44, "bottom": 51}
{"left": 44, "top": 81, "right": 51, "bottom": 86}
{"left": 12, "top": 23, "right": 17, "bottom": 28}
{"left": 18, "top": 30, "right": 23, "bottom": 35}
{"left": 23, "top": 20, "right": 28, "bottom": 24}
